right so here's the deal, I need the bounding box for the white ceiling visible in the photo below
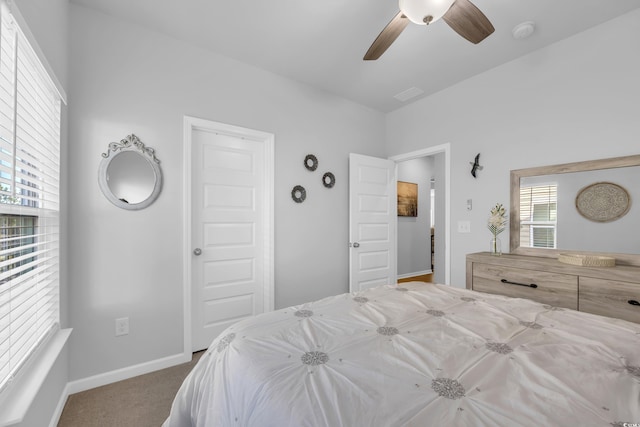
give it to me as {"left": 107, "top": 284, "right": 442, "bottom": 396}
{"left": 69, "top": 0, "right": 640, "bottom": 113}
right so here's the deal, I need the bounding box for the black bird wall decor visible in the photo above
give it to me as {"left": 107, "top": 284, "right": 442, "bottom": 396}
{"left": 470, "top": 153, "right": 483, "bottom": 178}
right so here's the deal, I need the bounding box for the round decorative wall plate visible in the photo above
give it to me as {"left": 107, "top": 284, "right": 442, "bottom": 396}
{"left": 575, "top": 182, "right": 631, "bottom": 222}
{"left": 304, "top": 154, "right": 318, "bottom": 171}
{"left": 291, "top": 185, "right": 306, "bottom": 203}
{"left": 322, "top": 172, "right": 335, "bottom": 188}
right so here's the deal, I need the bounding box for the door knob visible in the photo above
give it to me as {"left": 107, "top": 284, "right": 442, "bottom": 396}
{"left": 193, "top": 248, "right": 202, "bottom": 256}
{"left": 352, "top": 242, "right": 360, "bottom": 248}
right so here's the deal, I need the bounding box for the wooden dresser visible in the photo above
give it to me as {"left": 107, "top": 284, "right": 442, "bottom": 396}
{"left": 466, "top": 252, "right": 640, "bottom": 323}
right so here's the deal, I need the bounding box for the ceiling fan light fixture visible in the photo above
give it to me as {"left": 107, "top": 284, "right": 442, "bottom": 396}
{"left": 399, "top": 0, "right": 456, "bottom": 25}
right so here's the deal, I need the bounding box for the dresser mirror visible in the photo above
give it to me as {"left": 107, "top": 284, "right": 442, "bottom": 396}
{"left": 510, "top": 154, "right": 640, "bottom": 266}
{"left": 98, "top": 134, "right": 162, "bottom": 210}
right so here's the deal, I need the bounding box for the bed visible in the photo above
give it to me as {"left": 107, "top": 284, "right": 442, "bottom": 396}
{"left": 163, "top": 282, "right": 640, "bottom": 426}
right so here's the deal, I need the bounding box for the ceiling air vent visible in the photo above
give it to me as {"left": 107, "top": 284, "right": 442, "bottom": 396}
{"left": 394, "top": 87, "right": 424, "bottom": 102}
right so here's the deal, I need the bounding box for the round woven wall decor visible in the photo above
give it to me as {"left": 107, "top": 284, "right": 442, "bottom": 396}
{"left": 304, "top": 154, "right": 318, "bottom": 171}
{"left": 575, "top": 182, "right": 631, "bottom": 222}
{"left": 322, "top": 172, "right": 335, "bottom": 188}
{"left": 291, "top": 185, "right": 306, "bottom": 203}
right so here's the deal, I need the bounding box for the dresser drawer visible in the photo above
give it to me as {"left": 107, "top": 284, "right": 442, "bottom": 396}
{"left": 472, "top": 263, "right": 578, "bottom": 309}
{"left": 579, "top": 277, "right": 640, "bottom": 323}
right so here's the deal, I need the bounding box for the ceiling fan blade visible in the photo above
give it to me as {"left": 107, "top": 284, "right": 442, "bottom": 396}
{"left": 364, "top": 12, "right": 410, "bottom": 60}
{"left": 442, "top": 0, "right": 494, "bottom": 44}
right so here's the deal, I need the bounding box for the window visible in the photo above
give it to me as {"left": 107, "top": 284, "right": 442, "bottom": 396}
{"left": 0, "top": 215, "right": 37, "bottom": 284}
{"left": 519, "top": 184, "right": 557, "bottom": 248}
{"left": 0, "top": 1, "right": 62, "bottom": 394}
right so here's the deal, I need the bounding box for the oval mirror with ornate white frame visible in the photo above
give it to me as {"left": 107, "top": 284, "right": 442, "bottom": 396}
{"left": 510, "top": 154, "right": 640, "bottom": 267}
{"left": 98, "top": 134, "right": 162, "bottom": 210}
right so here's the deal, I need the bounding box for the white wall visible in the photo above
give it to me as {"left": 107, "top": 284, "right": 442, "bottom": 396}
{"left": 386, "top": 9, "right": 640, "bottom": 287}
{"left": 67, "top": 4, "right": 386, "bottom": 382}
{"left": 397, "top": 157, "right": 433, "bottom": 276}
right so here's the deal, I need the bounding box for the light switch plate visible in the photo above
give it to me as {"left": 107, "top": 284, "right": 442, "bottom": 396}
{"left": 115, "top": 317, "right": 129, "bottom": 336}
{"left": 458, "top": 221, "right": 471, "bottom": 233}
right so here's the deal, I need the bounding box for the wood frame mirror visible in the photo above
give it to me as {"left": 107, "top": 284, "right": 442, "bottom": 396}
{"left": 510, "top": 154, "right": 640, "bottom": 267}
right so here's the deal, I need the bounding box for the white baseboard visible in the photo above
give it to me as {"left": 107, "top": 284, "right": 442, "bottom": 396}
{"left": 66, "top": 351, "right": 192, "bottom": 395}
{"left": 397, "top": 269, "right": 432, "bottom": 280}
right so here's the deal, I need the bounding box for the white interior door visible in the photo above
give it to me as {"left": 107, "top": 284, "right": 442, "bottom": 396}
{"left": 349, "top": 153, "right": 397, "bottom": 292}
{"left": 188, "top": 119, "right": 274, "bottom": 352}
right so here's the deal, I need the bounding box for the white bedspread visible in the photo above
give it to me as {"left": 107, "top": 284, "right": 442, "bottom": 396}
{"left": 164, "top": 283, "right": 640, "bottom": 426}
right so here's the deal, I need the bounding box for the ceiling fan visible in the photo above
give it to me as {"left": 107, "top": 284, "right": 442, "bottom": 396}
{"left": 364, "top": 0, "right": 494, "bottom": 60}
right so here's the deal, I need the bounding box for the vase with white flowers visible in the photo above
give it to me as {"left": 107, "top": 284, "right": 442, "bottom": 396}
{"left": 487, "top": 203, "right": 508, "bottom": 256}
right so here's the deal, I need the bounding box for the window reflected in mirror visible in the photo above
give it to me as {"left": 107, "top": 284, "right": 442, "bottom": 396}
{"left": 519, "top": 183, "right": 557, "bottom": 249}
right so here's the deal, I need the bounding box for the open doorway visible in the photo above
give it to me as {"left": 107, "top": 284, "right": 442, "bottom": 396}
{"left": 396, "top": 157, "right": 435, "bottom": 283}
{"left": 390, "top": 144, "right": 450, "bottom": 285}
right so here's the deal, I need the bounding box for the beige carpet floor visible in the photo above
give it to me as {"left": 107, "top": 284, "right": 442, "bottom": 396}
{"left": 57, "top": 351, "right": 204, "bottom": 427}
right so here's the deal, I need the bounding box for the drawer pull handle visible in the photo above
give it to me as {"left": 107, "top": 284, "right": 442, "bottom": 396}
{"left": 629, "top": 300, "right": 640, "bottom": 306}
{"left": 501, "top": 279, "right": 538, "bottom": 289}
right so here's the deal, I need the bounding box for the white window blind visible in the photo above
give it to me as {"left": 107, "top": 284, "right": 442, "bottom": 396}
{"left": 0, "top": 1, "right": 61, "bottom": 395}
{"left": 519, "top": 184, "right": 557, "bottom": 249}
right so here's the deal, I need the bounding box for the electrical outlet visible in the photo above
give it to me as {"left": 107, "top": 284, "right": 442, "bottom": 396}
{"left": 115, "top": 317, "right": 129, "bottom": 336}
{"left": 457, "top": 220, "right": 471, "bottom": 233}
